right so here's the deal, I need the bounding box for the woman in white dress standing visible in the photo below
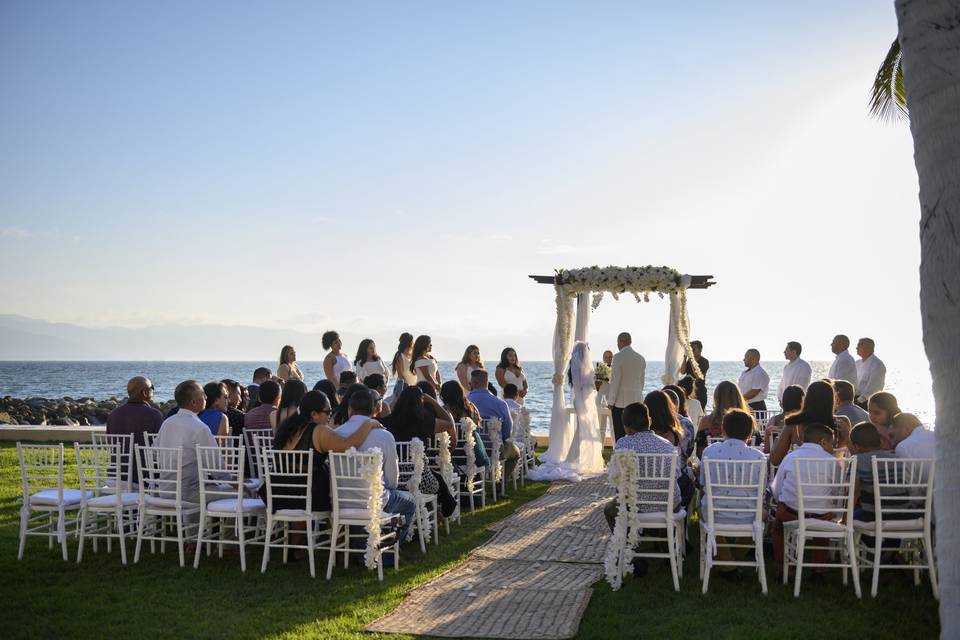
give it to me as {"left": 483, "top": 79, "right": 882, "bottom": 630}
{"left": 411, "top": 334, "right": 441, "bottom": 394}
{"left": 495, "top": 347, "right": 528, "bottom": 403}
{"left": 391, "top": 332, "right": 417, "bottom": 386}
{"left": 455, "top": 344, "right": 485, "bottom": 389}
{"left": 354, "top": 338, "right": 390, "bottom": 383}
{"left": 322, "top": 330, "right": 352, "bottom": 386}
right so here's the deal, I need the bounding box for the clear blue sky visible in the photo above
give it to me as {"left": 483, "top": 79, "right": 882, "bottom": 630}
{"left": 0, "top": 1, "right": 922, "bottom": 366}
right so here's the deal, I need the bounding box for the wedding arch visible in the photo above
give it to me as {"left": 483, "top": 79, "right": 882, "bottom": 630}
{"left": 527, "top": 265, "right": 715, "bottom": 482}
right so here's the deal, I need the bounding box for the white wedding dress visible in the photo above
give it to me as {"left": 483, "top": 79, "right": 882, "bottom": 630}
{"left": 528, "top": 341, "right": 605, "bottom": 482}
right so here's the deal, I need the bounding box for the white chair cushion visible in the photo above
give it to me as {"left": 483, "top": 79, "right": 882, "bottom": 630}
{"left": 853, "top": 518, "right": 925, "bottom": 532}
{"left": 338, "top": 508, "right": 402, "bottom": 522}
{"left": 243, "top": 478, "right": 263, "bottom": 491}
{"left": 273, "top": 509, "right": 330, "bottom": 520}
{"left": 87, "top": 493, "right": 139, "bottom": 508}
{"left": 636, "top": 508, "right": 687, "bottom": 523}
{"left": 145, "top": 495, "right": 199, "bottom": 509}
{"left": 29, "top": 489, "right": 90, "bottom": 506}
{"left": 783, "top": 518, "right": 846, "bottom": 533}
{"left": 206, "top": 498, "right": 265, "bottom": 514}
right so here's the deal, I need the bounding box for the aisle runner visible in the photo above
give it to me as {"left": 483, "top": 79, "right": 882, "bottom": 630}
{"left": 366, "top": 477, "right": 614, "bottom": 639}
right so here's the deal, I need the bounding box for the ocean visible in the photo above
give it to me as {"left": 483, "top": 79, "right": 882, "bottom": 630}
{"left": 0, "top": 360, "right": 936, "bottom": 433}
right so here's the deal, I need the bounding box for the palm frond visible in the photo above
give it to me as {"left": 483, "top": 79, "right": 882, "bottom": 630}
{"left": 869, "top": 38, "right": 907, "bottom": 122}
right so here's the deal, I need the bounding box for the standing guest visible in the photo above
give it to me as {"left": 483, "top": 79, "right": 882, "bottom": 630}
{"left": 770, "top": 423, "right": 837, "bottom": 578}
{"left": 382, "top": 385, "right": 456, "bottom": 445}
{"left": 391, "top": 332, "right": 417, "bottom": 386}
{"left": 608, "top": 332, "right": 647, "bottom": 442}
{"left": 867, "top": 391, "right": 900, "bottom": 450}
{"left": 502, "top": 384, "right": 522, "bottom": 414}
{"left": 198, "top": 381, "right": 230, "bottom": 437}
{"left": 828, "top": 335, "right": 858, "bottom": 388}
{"left": 334, "top": 388, "right": 418, "bottom": 544}
{"left": 855, "top": 338, "right": 887, "bottom": 408}
{"left": 738, "top": 349, "right": 770, "bottom": 411}
{"left": 411, "top": 335, "right": 442, "bottom": 394}
{"left": 891, "top": 412, "right": 935, "bottom": 459}
{"left": 833, "top": 380, "right": 869, "bottom": 428}
{"left": 770, "top": 380, "right": 850, "bottom": 466}
{"left": 681, "top": 340, "right": 710, "bottom": 410}
{"left": 354, "top": 338, "right": 390, "bottom": 382}
{"left": 277, "top": 345, "right": 304, "bottom": 382}
{"left": 220, "top": 379, "right": 245, "bottom": 436}
{"left": 106, "top": 376, "right": 163, "bottom": 483}
{"left": 495, "top": 347, "right": 528, "bottom": 403}
{"left": 270, "top": 379, "right": 307, "bottom": 431}
{"left": 322, "top": 330, "right": 352, "bottom": 387}
{"left": 439, "top": 380, "right": 489, "bottom": 467}
{"left": 456, "top": 345, "right": 486, "bottom": 389}
{"left": 777, "top": 341, "right": 812, "bottom": 403}
{"left": 245, "top": 380, "right": 281, "bottom": 431}
{"left": 467, "top": 370, "right": 521, "bottom": 482}
{"left": 363, "top": 373, "right": 392, "bottom": 417}
{"left": 156, "top": 381, "right": 218, "bottom": 503}
{"left": 312, "top": 379, "right": 340, "bottom": 414}
{"left": 696, "top": 381, "right": 751, "bottom": 456}
{"left": 763, "top": 385, "right": 805, "bottom": 453}
{"left": 698, "top": 409, "right": 766, "bottom": 576}
{"left": 677, "top": 376, "right": 704, "bottom": 427}
{"left": 248, "top": 367, "right": 272, "bottom": 410}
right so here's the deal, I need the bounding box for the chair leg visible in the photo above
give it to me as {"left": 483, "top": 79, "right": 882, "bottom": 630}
{"left": 417, "top": 504, "right": 427, "bottom": 554}
{"left": 134, "top": 511, "right": 146, "bottom": 564}
{"left": 238, "top": 515, "right": 247, "bottom": 573}
{"left": 782, "top": 531, "right": 790, "bottom": 585}
{"left": 925, "top": 531, "right": 939, "bottom": 599}
{"left": 18, "top": 506, "right": 28, "bottom": 560}
{"left": 194, "top": 512, "right": 207, "bottom": 569}
{"left": 58, "top": 508, "right": 69, "bottom": 561}
{"left": 282, "top": 523, "right": 289, "bottom": 564}
{"left": 117, "top": 508, "right": 128, "bottom": 565}
{"left": 848, "top": 532, "right": 861, "bottom": 599}
{"left": 261, "top": 516, "right": 273, "bottom": 574}
{"left": 76, "top": 510, "right": 88, "bottom": 564}
{"left": 872, "top": 535, "right": 882, "bottom": 597}
{"left": 176, "top": 512, "right": 186, "bottom": 568}
{"left": 667, "top": 525, "right": 680, "bottom": 592}
{"left": 793, "top": 536, "right": 805, "bottom": 598}
{"left": 326, "top": 523, "right": 339, "bottom": 580}
{"left": 756, "top": 536, "right": 768, "bottom": 595}
{"left": 306, "top": 520, "right": 315, "bottom": 578}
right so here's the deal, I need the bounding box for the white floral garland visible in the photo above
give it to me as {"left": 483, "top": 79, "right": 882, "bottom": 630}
{"left": 354, "top": 446, "right": 383, "bottom": 571}
{"left": 676, "top": 289, "right": 701, "bottom": 379}
{"left": 555, "top": 265, "right": 683, "bottom": 306}
{"left": 405, "top": 437, "right": 431, "bottom": 543}
{"left": 436, "top": 431, "right": 455, "bottom": 492}
{"left": 487, "top": 418, "right": 503, "bottom": 484}
{"left": 604, "top": 450, "right": 641, "bottom": 591}
{"left": 462, "top": 418, "right": 478, "bottom": 494}
{"left": 520, "top": 407, "right": 535, "bottom": 470}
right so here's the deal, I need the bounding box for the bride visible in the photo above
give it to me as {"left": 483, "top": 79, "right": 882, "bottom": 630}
{"left": 528, "top": 341, "right": 605, "bottom": 481}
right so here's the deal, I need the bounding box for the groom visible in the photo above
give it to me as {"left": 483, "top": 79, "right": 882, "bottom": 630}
{"left": 607, "top": 332, "right": 646, "bottom": 442}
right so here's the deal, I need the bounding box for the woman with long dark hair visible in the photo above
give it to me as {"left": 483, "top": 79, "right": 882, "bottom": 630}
{"left": 697, "top": 380, "right": 751, "bottom": 443}
{"left": 411, "top": 334, "right": 441, "bottom": 394}
{"left": 330, "top": 383, "right": 370, "bottom": 426}
{"left": 392, "top": 332, "right": 416, "bottom": 386}
{"left": 456, "top": 345, "right": 485, "bottom": 389}
{"left": 198, "top": 381, "right": 230, "bottom": 437}
{"left": 495, "top": 347, "right": 528, "bottom": 403}
{"left": 763, "top": 384, "right": 805, "bottom": 453}
{"left": 439, "top": 380, "right": 491, "bottom": 468}
{"left": 354, "top": 338, "right": 390, "bottom": 382}
{"left": 277, "top": 345, "right": 304, "bottom": 382}
{"left": 663, "top": 386, "right": 695, "bottom": 456}
{"left": 322, "top": 330, "right": 352, "bottom": 386}
{"left": 770, "top": 380, "right": 850, "bottom": 465}
{"left": 645, "top": 389, "right": 693, "bottom": 507}
{"left": 867, "top": 391, "right": 900, "bottom": 449}
{"left": 312, "top": 379, "right": 339, "bottom": 414}
{"left": 270, "top": 379, "right": 307, "bottom": 431}
{"left": 382, "top": 385, "right": 456, "bottom": 444}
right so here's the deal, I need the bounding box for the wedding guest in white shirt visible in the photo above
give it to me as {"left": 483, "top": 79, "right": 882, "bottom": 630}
{"left": 738, "top": 349, "right": 770, "bottom": 411}
{"left": 156, "top": 380, "right": 218, "bottom": 504}
{"left": 827, "top": 334, "right": 858, "bottom": 388}
{"left": 322, "top": 330, "right": 353, "bottom": 387}
{"left": 891, "top": 412, "right": 935, "bottom": 459}
{"left": 777, "top": 341, "right": 812, "bottom": 403}
{"left": 354, "top": 338, "right": 390, "bottom": 382}
{"left": 495, "top": 347, "right": 528, "bottom": 403}
{"left": 855, "top": 337, "right": 886, "bottom": 407}
{"left": 391, "top": 332, "right": 417, "bottom": 386}
{"left": 411, "top": 334, "right": 442, "bottom": 394}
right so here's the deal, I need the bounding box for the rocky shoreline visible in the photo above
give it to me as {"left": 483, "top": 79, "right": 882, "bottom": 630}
{"left": 0, "top": 396, "right": 177, "bottom": 426}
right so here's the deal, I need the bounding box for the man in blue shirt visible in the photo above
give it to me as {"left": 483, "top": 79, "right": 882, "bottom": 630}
{"left": 467, "top": 370, "right": 521, "bottom": 488}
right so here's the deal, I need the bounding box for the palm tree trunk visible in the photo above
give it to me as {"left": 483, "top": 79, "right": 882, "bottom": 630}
{"left": 896, "top": 1, "right": 960, "bottom": 635}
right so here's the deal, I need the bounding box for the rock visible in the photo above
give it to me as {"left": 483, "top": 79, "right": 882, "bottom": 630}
{"left": 52, "top": 417, "right": 79, "bottom": 427}
{"left": 26, "top": 397, "right": 49, "bottom": 409}
{"left": 95, "top": 409, "right": 110, "bottom": 423}
{"left": 0, "top": 412, "right": 14, "bottom": 424}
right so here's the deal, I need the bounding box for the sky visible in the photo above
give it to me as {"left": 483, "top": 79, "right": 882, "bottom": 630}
{"left": 0, "top": 1, "right": 928, "bottom": 366}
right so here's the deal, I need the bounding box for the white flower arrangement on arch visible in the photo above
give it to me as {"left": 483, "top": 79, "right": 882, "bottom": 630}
{"left": 604, "top": 450, "right": 641, "bottom": 591}
{"left": 554, "top": 265, "right": 684, "bottom": 309}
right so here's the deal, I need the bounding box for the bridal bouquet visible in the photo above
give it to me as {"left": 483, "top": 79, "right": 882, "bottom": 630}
{"left": 594, "top": 361, "right": 611, "bottom": 383}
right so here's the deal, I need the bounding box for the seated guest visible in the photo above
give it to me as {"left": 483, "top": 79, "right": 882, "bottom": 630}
{"left": 834, "top": 380, "right": 868, "bottom": 427}
{"left": 363, "top": 373, "right": 392, "bottom": 417}
{"left": 770, "top": 423, "right": 836, "bottom": 578}
{"left": 439, "top": 380, "right": 489, "bottom": 467}
{"left": 331, "top": 383, "right": 369, "bottom": 426}
{"left": 334, "top": 388, "right": 418, "bottom": 543}
{"left": 698, "top": 409, "right": 766, "bottom": 576}
{"left": 313, "top": 379, "right": 339, "bottom": 413}
{"left": 647, "top": 390, "right": 693, "bottom": 506}
{"left": 467, "top": 370, "right": 521, "bottom": 483}
{"left": 156, "top": 381, "right": 218, "bottom": 503}
{"left": 106, "top": 376, "right": 163, "bottom": 483}
{"left": 762, "top": 385, "right": 805, "bottom": 453}
{"left": 603, "top": 402, "right": 680, "bottom": 577}
{"left": 868, "top": 391, "right": 901, "bottom": 450}
{"left": 770, "top": 380, "right": 850, "bottom": 467}
{"left": 663, "top": 386, "right": 695, "bottom": 456}
{"left": 198, "top": 381, "right": 230, "bottom": 437}
{"left": 891, "top": 412, "right": 935, "bottom": 459}
{"left": 245, "top": 381, "right": 281, "bottom": 431}
{"left": 696, "top": 381, "right": 751, "bottom": 456}
{"left": 220, "top": 379, "right": 245, "bottom": 436}
{"left": 239, "top": 385, "right": 250, "bottom": 412}
{"left": 338, "top": 371, "right": 358, "bottom": 400}
{"left": 270, "top": 379, "right": 307, "bottom": 431}
{"left": 502, "top": 384, "right": 522, "bottom": 413}
{"left": 383, "top": 385, "right": 456, "bottom": 445}
{"left": 487, "top": 383, "right": 498, "bottom": 397}
{"left": 848, "top": 421, "right": 899, "bottom": 522}
{"left": 248, "top": 367, "right": 272, "bottom": 410}
{"left": 677, "top": 376, "right": 703, "bottom": 427}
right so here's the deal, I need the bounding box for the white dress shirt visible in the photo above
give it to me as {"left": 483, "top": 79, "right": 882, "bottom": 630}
{"left": 827, "top": 351, "right": 858, "bottom": 388}
{"left": 608, "top": 345, "right": 647, "bottom": 408}
{"left": 738, "top": 366, "right": 770, "bottom": 405}
{"left": 335, "top": 414, "right": 400, "bottom": 489}
{"left": 895, "top": 426, "right": 936, "bottom": 460}
{"left": 855, "top": 355, "right": 887, "bottom": 403}
{"left": 156, "top": 408, "right": 218, "bottom": 502}
{"left": 771, "top": 442, "right": 837, "bottom": 511}
{"left": 777, "top": 358, "right": 812, "bottom": 402}
{"left": 699, "top": 438, "right": 766, "bottom": 524}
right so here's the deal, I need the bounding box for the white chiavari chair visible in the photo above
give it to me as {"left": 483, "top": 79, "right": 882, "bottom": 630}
{"left": 134, "top": 445, "right": 201, "bottom": 567}
{"left": 17, "top": 443, "right": 85, "bottom": 561}
{"left": 75, "top": 442, "right": 139, "bottom": 564}
{"left": 396, "top": 438, "right": 439, "bottom": 552}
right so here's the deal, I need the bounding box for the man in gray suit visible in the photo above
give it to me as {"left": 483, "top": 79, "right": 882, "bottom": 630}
{"left": 607, "top": 332, "right": 647, "bottom": 442}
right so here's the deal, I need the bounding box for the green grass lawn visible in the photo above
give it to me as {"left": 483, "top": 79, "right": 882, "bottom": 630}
{"left": 0, "top": 442, "right": 941, "bottom": 639}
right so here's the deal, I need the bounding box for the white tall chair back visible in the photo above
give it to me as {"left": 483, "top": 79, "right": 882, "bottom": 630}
{"left": 262, "top": 449, "right": 314, "bottom": 514}
{"left": 144, "top": 432, "right": 161, "bottom": 448}
{"left": 137, "top": 446, "right": 186, "bottom": 505}
{"left": 197, "top": 446, "right": 242, "bottom": 504}
{"left": 703, "top": 459, "right": 767, "bottom": 526}
{"left": 635, "top": 452, "right": 678, "bottom": 513}
{"left": 91, "top": 433, "right": 135, "bottom": 492}
{"left": 18, "top": 443, "right": 67, "bottom": 504}
{"left": 245, "top": 428, "right": 273, "bottom": 479}
{"left": 75, "top": 443, "right": 117, "bottom": 499}
{"left": 215, "top": 434, "right": 242, "bottom": 448}
{"left": 16, "top": 442, "right": 81, "bottom": 561}
{"left": 795, "top": 456, "right": 857, "bottom": 520}
{"left": 873, "top": 457, "right": 935, "bottom": 520}
{"left": 329, "top": 448, "right": 383, "bottom": 518}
